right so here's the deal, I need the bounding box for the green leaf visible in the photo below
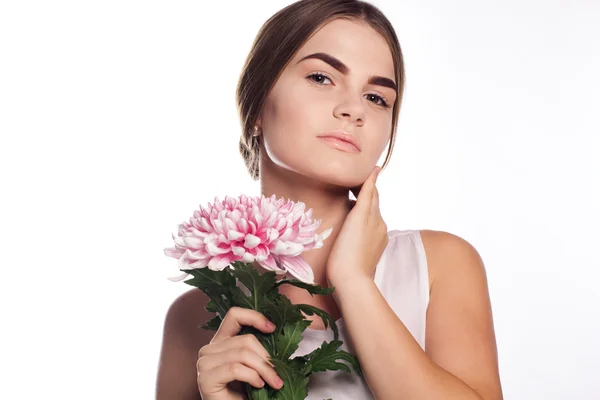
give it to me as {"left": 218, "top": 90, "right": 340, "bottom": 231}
{"left": 303, "top": 340, "right": 363, "bottom": 377}
{"left": 270, "top": 358, "right": 309, "bottom": 400}
{"left": 184, "top": 268, "right": 237, "bottom": 318}
{"left": 230, "top": 285, "right": 255, "bottom": 310}
{"left": 255, "top": 329, "right": 276, "bottom": 354}
{"left": 198, "top": 315, "right": 221, "bottom": 331}
{"left": 203, "top": 288, "right": 231, "bottom": 317}
{"left": 290, "top": 355, "right": 309, "bottom": 372}
{"left": 296, "top": 304, "right": 340, "bottom": 341}
{"left": 183, "top": 267, "right": 236, "bottom": 293}
{"left": 229, "top": 261, "right": 278, "bottom": 310}
{"left": 204, "top": 298, "right": 220, "bottom": 313}
{"left": 263, "top": 295, "right": 305, "bottom": 351}
{"left": 265, "top": 286, "right": 280, "bottom": 302}
{"left": 276, "top": 319, "right": 312, "bottom": 360}
{"left": 247, "top": 385, "right": 271, "bottom": 400}
{"left": 264, "top": 295, "right": 305, "bottom": 329}
{"left": 274, "top": 279, "right": 335, "bottom": 296}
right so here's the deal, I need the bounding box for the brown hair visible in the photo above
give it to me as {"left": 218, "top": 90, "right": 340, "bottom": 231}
{"left": 236, "top": 0, "right": 405, "bottom": 180}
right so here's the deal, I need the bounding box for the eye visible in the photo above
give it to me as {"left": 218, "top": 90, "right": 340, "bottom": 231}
{"left": 306, "top": 72, "right": 333, "bottom": 85}
{"left": 366, "top": 93, "right": 391, "bottom": 108}
{"left": 306, "top": 72, "right": 392, "bottom": 109}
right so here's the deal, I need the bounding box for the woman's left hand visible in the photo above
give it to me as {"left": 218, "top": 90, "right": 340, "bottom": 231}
{"left": 325, "top": 166, "right": 389, "bottom": 290}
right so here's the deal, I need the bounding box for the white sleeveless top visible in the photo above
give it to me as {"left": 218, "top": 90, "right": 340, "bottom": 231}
{"left": 290, "top": 229, "right": 430, "bottom": 399}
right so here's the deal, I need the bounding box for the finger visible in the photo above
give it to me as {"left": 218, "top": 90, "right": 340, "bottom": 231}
{"left": 199, "top": 348, "right": 283, "bottom": 390}
{"left": 350, "top": 166, "right": 379, "bottom": 199}
{"left": 371, "top": 181, "right": 380, "bottom": 212}
{"left": 200, "top": 334, "right": 272, "bottom": 363}
{"left": 212, "top": 307, "right": 276, "bottom": 343}
{"left": 356, "top": 166, "right": 381, "bottom": 208}
{"left": 200, "top": 362, "right": 266, "bottom": 390}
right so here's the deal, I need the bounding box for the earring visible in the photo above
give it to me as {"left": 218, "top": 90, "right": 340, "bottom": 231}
{"left": 252, "top": 126, "right": 261, "bottom": 137}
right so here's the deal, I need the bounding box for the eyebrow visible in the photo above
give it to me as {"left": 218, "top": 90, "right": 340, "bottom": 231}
{"left": 296, "top": 52, "right": 397, "bottom": 92}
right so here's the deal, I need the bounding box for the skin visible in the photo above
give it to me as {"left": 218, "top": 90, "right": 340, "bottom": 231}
{"left": 252, "top": 18, "right": 397, "bottom": 323}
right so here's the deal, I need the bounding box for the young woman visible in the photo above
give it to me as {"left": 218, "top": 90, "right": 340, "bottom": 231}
{"left": 156, "top": 1, "right": 503, "bottom": 399}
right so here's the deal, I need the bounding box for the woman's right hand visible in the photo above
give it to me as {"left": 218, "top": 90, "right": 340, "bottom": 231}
{"left": 196, "top": 306, "right": 285, "bottom": 400}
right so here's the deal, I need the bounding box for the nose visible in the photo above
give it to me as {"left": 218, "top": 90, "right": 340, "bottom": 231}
{"left": 332, "top": 92, "right": 365, "bottom": 126}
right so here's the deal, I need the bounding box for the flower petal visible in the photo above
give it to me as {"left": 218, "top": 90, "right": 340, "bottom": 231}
{"left": 258, "top": 254, "right": 286, "bottom": 273}
{"left": 281, "top": 241, "right": 303, "bottom": 257}
{"left": 279, "top": 227, "right": 293, "bottom": 242}
{"left": 164, "top": 247, "right": 184, "bottom": 259}
{"left": 182, "top": 235, "right": 204, "bottom": 249}
{"left": 244, "top": 234, "right": 261, "bottom": 249}
{"left": 207, "top": 254, "right": 235, "bottom": 271}
{"left": 188, "top": 260, "right": 208, "bottom": 269}
{"left": 320, "top": 227, "right": 333, "bottom": 241}
{"left": 238, "top": 218, "right": 249, "bottom": 234}
{"left": 231, "top": 245, "right": 246, "bottom": 257}
{"left": 206, "top": 241, "right": 230, "bottom": 255}
{"left": 167, "top": 272, "right": 190, "bottom": 282}
{"left": 266, "top": 228, "right": 279, "bottom": 243}
{"left": 273, "top": 240, "right": 287, "bottom": 254}
{"left": 242, "top": 252, "right": 255, "bottom": 263}
{"left": 200, "top": 217, "right": 213, "bottom": 232}
{"left": 185, "top": 248, "right": 207, "bottom": 261}
{"left": 227, "top": 230, "right": 245, "bottom": 241}
{"left": 278, "top": 256, "right": 315, "bottom": 284}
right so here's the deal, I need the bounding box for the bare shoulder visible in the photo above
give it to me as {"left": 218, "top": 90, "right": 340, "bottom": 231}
{"left": 163, "top": 288, "right": 214, "bottom": 346}
{"left": 167, "top": 288, "right": 213, "bottom": 324}
{"left": 418, "top": 229, "right": 485, "bottom": 289}
{"left": 418, "top": 229, "right": 503, "bottom": 400}
{"left": 155, "top": 288, "right": 214, "bottom": 400}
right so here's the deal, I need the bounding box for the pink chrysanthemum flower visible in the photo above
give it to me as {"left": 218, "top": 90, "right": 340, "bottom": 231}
{"left": 164, "top": 194, "right": 332, "bottom": 284}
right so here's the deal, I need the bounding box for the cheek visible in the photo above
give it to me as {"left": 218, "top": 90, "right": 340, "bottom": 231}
{"left": 266, "top": 85, "right": 323, "bottom": 142}
{"left": 374, "top": 116, "right": 393, "bottom": 150}
{"left": 261, "top": 87, "right": 316, "bottom": 169}
{"left": 361, "top": 122, "right": 393, "bottom": 166}
{"left": 277, "top": 84, "right": 320, "bottom": 121}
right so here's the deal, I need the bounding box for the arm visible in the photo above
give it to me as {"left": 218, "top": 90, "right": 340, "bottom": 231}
{"left": 332, "top": 230, "right": 503, "bottom": 400}
{"left": 155, "top": 288, "right": 214, "bottom": 400}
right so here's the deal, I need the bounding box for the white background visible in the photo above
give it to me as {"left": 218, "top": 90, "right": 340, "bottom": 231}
{"left": 1, "top": 0, "right": 598, "bottom": 399}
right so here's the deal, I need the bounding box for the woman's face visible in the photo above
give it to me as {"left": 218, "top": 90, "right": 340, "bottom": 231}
{"left": 257, "top": 18, "right": 397, "bottom": 189}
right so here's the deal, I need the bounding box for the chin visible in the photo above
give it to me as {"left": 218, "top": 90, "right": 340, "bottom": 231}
{"left": 266, "top": 146, "right": 366, "bottom": 189}
{"left": 301, "top": 165, "right": 364, "bottom": 191}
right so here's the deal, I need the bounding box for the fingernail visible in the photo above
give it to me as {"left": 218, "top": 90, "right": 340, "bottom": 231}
{"left": 266, "top": 321, "right": 275, "bottom": 330}
{"left": 276, "top": 376, "right": 284, "bottom": 387}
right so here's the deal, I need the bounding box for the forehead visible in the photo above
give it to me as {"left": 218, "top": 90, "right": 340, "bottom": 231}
{"left": 293, "top": 18, "right": 395, "bottom": 78}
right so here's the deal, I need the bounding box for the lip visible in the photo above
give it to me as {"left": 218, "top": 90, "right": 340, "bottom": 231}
{"left": 317, "top": 130, "right": 361, "bottom": 152}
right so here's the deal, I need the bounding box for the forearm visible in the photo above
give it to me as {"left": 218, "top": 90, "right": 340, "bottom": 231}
{"left": 333, "top": 277, "right": 483, "bottom": 400}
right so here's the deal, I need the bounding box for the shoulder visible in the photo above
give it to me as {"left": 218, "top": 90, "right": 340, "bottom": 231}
{"left": 167, "top": 288, "right": 211, "bottom": 320}
{"left": 156, "top": 288, "right": 213, "bottom": 399}
{"left": 386, "top": 229, "right": 483, "bottom": 293}
{"left": 163, "top": 288, "right": 215, "bottom": 348}
{"left": 417, "top": 229, "right": 486, "bottom": 291}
